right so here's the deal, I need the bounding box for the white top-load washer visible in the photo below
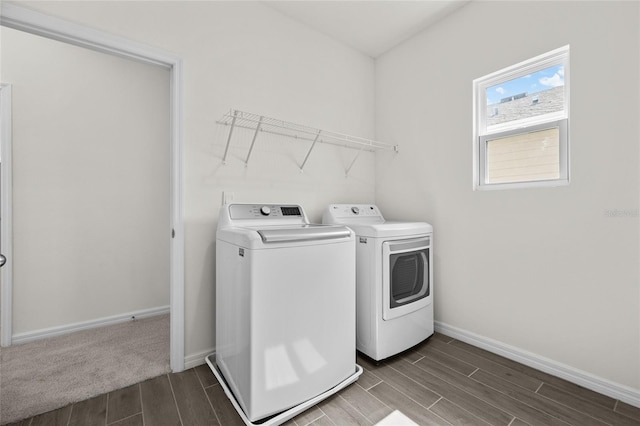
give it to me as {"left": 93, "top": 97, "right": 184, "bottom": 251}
{"left": 323, "top": 204, "right": 433, "bottom": 361}
{"left": 209, "top": 203, "right": 362, "bottom": 425}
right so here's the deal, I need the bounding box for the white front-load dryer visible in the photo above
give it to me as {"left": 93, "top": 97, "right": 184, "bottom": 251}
{"left": 323, "top": 204, "right": 433, "bottom": 361}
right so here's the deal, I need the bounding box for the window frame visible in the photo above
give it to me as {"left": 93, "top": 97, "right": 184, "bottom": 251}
{"left": 473, "top": 45, "right": 570, "bottom": 191}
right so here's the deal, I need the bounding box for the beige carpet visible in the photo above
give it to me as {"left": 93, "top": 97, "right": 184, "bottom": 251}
{"left": 0, "top": 314, "right": 170, "bottom": 424}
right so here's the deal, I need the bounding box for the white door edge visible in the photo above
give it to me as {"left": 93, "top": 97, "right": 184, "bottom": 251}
{"left": 0, "top": 83, "right": 13, "bottom": 348}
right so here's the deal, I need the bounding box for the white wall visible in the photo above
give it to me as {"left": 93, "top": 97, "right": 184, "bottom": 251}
{"left": 376, "top": 0, "right": 639, "bottom": 391}
{"left": 15, "top": 1, "right": 636, "bottom": 398}
{"left": 2, "top": 26, "right": 170, "bottom": 335}
{"left": 13, "top": 1, "right": 376, "bottom": 360}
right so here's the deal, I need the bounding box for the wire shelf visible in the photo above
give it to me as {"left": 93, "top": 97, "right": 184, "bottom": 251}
{"left": 217, "top": 109, "right": 398, "bottom": 173}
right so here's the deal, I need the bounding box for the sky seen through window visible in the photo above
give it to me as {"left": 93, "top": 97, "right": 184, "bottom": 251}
{"left": 486, "top": 64, "right": 565, "bottom": 105}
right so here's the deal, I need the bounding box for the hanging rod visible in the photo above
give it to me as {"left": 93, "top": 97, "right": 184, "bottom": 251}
{"left": 217, "top": 109, "right": 398, "bottom": 161}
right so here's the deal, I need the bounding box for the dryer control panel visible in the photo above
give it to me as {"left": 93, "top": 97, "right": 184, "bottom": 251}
{"left": 323, "top": 204, "right": 384, "bottom": 223}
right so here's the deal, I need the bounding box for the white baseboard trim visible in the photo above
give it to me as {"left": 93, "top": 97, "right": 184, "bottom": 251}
{"left": 12, "top": 305, "right": 170, "bottom": 345}
{"left": 435, "top": 321, "right": 640, "bottom": 408}
{"left": 184, "top": 348, "right": 215, "bottom": 370}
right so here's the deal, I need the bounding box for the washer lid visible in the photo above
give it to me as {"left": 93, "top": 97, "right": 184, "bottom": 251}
{"left": 347, "top": 221, "right": 432, "bottom": 238}
{"left": 217, "top": 224, "right": 353, "bottom": 248}
{"left": 256, "top": 225, "right": 351, "bottom": 243}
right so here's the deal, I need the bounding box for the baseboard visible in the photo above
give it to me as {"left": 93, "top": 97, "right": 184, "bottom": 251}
{"left": 435, "top": 321, "right": 640, "bottom": 408}
{"left": 184, "top": 348, "right": 215, "bottom": 370}
{"left": 12, "top": 305, "right": 170, "bottom": 345}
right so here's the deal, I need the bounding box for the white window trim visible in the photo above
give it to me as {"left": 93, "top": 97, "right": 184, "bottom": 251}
{"left": 473, "top": 45, "right": 570, "bottom": 190}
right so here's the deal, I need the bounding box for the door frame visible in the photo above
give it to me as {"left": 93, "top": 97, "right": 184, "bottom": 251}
{"left": 0, "top": 83, "right": 13, "bottom": 348}
{"left": 0, "top": 3, "right": 185, "bottom": 372}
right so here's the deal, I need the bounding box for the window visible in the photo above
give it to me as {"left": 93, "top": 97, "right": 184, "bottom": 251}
{"left": 473, "top": 46, "right": 569, "bottom": 190}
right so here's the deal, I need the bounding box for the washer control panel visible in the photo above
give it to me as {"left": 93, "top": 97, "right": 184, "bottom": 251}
{"left": 229, "top": 204, "right": 303, "bottom": 220}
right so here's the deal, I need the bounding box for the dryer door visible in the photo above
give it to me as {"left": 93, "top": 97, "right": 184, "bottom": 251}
{"left": 382, "top": 236, "right": 432, "bottom": 321}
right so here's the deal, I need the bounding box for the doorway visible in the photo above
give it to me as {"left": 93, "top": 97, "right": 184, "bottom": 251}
{"left": 0, "top": 4, "right": 184, "bottom": 372}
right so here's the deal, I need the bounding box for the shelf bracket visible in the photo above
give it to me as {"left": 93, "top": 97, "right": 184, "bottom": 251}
{"left": 244, "top": 116, "right": 263, "bottom": 166}
{"left": 299, "top": 130, "right": 321, "bottom": 172}
{"left": 222, "top": 110, "right": 238, "bottom": 164}
{"left": 345, "top": 146, "right": 364, "bottom": 177}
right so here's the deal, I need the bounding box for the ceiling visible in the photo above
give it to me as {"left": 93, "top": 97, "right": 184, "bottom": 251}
{"left": 266, "top": 1, "right": 471, "bottom": 58}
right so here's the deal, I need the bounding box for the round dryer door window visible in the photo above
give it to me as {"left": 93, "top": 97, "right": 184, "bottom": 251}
{"left": 382, "top": 237, "right": 432, "bottom": 321}
{"left": 390, "top": 250, "right": 429, "bottom": 307}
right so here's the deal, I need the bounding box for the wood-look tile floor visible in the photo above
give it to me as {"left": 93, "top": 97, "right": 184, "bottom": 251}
{"left": 7, "top": 333, "right": 640, "bottom": 426}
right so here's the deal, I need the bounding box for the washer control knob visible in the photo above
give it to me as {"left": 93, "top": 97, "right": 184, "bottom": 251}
{"left": 260, "top": 206, "right": 271, "bottom": 216}
{"left": 351, "top": 207, "right": 360, "bottom": 215}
